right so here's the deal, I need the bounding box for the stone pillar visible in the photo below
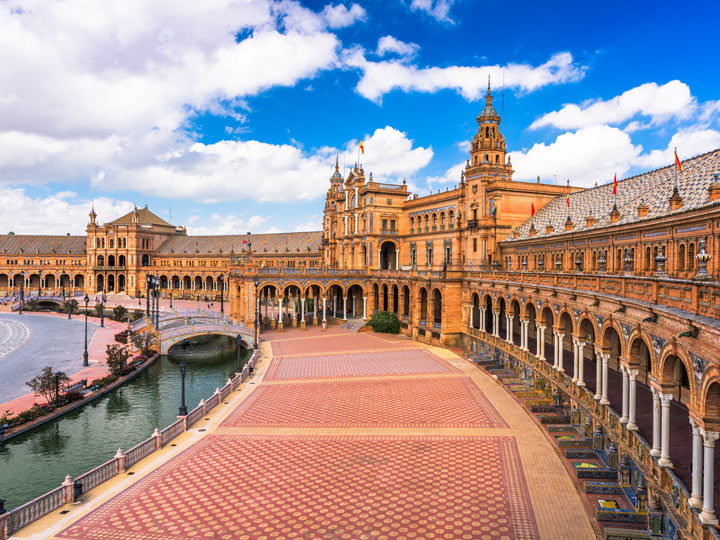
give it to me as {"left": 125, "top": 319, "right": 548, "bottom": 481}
{"left": 658, "top": 393, "right": 673, "bottom": 468}
{"left": 553, "top": 333, "right": 559, "bottom": 369}
{"left": 557, "top": 333, "right": 565, "bottom": 372}
{"left": 343, "top": 296, "right": 347, "bottom": 320}
{"left": 689, "top": 418, "right": 704, "bottom": 509}
{"left": 506, "top": 316, "right": 512, "bottom": 343}
{"left": 395, "top": 249, "right": 400, "bottom": 270}
{"left": 536, "top": 325, "right": 542, "bottom": 358}
{"left": 300, "top": 297, "right": 306, "bottom": 323}
{"left": 620, "top": 366, "right": 629, "bottom": 424}
{"left": 493, "top": 311, "right": 500, "bottom": 338}
{"left": 480, "top": 307, "right": 486, "bottom": 332}
{"left": 577, "top": 340, "right": 585, "bottom": 387}
{"left": 571, "top": 339, "right": 579, "bottom": 384}
{"left": 362, "top": 296, "right": 367, "bottom": 320}
{"left": 322, "top": 297, "right": 327, "bottom": 323}
{"left": 277, "top": 297, "right": 283, "bottom": 331}
{"left": 594, "top": 350, "right": 602, "bottom": 400}
{"left": 469, "top": 305, "right": 474, "bottom": 329}
{"left": 700, "top": 430, "right": 719, "bottom": 525}
{"left": 627, "top": 370, "right": 638, "bottom": 430}
{"left": 539, "top": 325, "right": 546, "bottom": 361}
{"left": 600, "top": 354, "right": 610, "bottom": 405}
{"left": 651, "top": 388, "right": 661, "bottom": 457}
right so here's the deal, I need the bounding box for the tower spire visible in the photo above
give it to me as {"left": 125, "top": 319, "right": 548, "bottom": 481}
{"left": 335, "top": 154, "right": 339, "bottom": 172}
{"left": 487, "top": 73, "right": 491, "bottom": 95}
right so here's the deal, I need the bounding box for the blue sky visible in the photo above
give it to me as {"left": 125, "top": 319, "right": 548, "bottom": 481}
{"left": 0, "top": 0, "right": 718, "bottom": 235}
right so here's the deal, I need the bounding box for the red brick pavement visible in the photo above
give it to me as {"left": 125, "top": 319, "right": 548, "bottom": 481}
{"left": 58, "top": 434, "right": 539, "bottom": 540}
{"left": 222, "top": 376, "right": 508, "bottom": 428}
{"left": 270, "top": 333, "right": 421, "bottom": 356}
{"left": 265, "top": 349, "right": 461, "bottom": 381}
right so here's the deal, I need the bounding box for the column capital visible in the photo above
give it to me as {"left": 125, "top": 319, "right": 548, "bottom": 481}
{"left": 537, "top": 324, "right": 546, "bottom": 331}
{"left": 557, "top": 332, "right": 565, "bottom": 339}
{"left": 690, "top": 416, "right": 700, "bottom": 433}
{"left": 660, "top": 393, "right": 673, "bottom": 406}
{"left": 627, "top": 369, "right": 638, "bottom": 379}
{"left": 701, "top": 430, "right": 720, "bottom": 446}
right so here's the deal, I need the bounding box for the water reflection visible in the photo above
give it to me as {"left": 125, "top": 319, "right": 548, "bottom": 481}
{"left": 0, "top": 337, "right": 249, "bottom": 510}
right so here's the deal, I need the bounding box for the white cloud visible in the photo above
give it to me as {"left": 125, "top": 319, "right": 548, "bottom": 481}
{"left": 425, "top": 161, "right": 465, "bottom": 187}
{"left": 343, "top": 50, "right": 586, "bottom": 103}
{"left": 349, "top": 126, "right": 433, "bottom": 180}
{"left": 510, "top": 125, "right": 642, "bottom": 187}
{"left": 0, "top": 0, "right": 342, "bottom": 193}
{"left": 185, "top": 213, "right": 272, "bottom": 235}
{"left": 0, "top": 189, "right": 134, "bottom": 235}
{"left": 376, "top": 35, "right": 419, "bottom": 59}
{"left": 294, "top": 216, "right": 322, "bottom": 231}
{"left": 409, "top": 0, "right": 456, "bottom": 23}
{"left": 634, "top": 128, "right": 720, "bottom": 170}
{"left": 321, "top": 3, "right": 366, "bottom": 28}
{"left": 529, "top": 80, "right": 694, "bottom": 131}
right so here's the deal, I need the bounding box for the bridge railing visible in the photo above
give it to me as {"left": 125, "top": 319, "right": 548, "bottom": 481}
{"left": 0, "top": 349, "right": 258, "bottom": 538}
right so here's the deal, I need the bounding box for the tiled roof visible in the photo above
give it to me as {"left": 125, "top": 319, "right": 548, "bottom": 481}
{"left": 155, "top": 232, "right": 322, "bottom": 255}
{"left": 110, "top": 206, "right": 173, "bottom": 227}
{"left": 0, "top": 235, "right": 87, "bottom": 255}
{"left": 504, "top": 148, "right": 720, "bottom": 242}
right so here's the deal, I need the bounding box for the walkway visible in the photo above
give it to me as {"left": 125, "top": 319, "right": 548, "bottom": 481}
{"left": 17, "top": 327, "right": 596, "bottom": 539}
{"left": 0, "top": 313, "right": 125, "bottom": 416}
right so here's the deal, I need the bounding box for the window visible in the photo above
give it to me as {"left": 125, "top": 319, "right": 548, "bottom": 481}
{"left": 449, "top": 210, "right": 454, "bottom": 228}
{"left": 410, "top": 217, "right": 415, "bottom": 233}
{"left": 382, "top": 219, "right": 387, "bottom": 231}
{"left": 440, "top": 212, "right": 446, "bottom": 229}
{"left": 473, "top": 238, "right": 477, "bottom": 252}
{"left": 109, "top": 239, "right": 114, "bottom": 249}
{"left": 390, "top": 219, "right": 396, "bottom": 231}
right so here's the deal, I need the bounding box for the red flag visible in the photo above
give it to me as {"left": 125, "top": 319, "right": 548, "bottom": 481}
{"left": 566, "top": 192, "right": 570, "bottom": 207}
{"left": 613, "top": 172, "right": 617, "bottom": 195}
{"left": 531, "top": 203, "right": 535, "bottom": 216}
{"left": 674, "top": 148, "right": 682, "bottom": 172}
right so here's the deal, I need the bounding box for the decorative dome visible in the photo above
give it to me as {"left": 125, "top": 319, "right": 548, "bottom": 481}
{"left": 477, "top": 76, "right": 500, "bottom": 122}
{"left": 330, "top": 155, "right": 342, "bottom": 181}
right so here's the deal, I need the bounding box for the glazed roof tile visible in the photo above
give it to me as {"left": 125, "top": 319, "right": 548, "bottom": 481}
{"left": 110, "top": 206, "right": 173, "bottom": 227}
{"left": 155, "top": 232, "right": 322, "bottom": 255}
{"left": 0, "top": 235, "right": 86, "bottom": 255}
{"left": 504, "top": 148, "right": 720, "bottom": 242}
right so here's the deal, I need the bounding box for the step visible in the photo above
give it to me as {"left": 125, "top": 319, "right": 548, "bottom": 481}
{"left": 603, "top": 527, "right": 653, "bottom": 539}
{"left": 584, "top": 482, "right": 623, "bottom": 495}
{"left": 577, "top": 468, "right": 617, "bottom": 480}
{"left": 531, "top": 405, "right": 558, "bottom": 413}
{"left": 597, "top": 508, "right": 646, "bottom": 524}
{"left": 539, "top": 415, "right": 571, "bottom": 424}
{"left": 566, "top": 449, "right": 599, "bottom": 459}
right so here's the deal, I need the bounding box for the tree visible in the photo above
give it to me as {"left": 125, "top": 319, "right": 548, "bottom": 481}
{"left": 106, "top": 344, "right": 130, "bottom": 376}
{"left": 94, "top": 303, "right": 104, "bottom": 317}
{"left": 26, "top": 366, "right": 71, "bottom": 404}
{"left": 367, "top": 311, "right": 401, "bottom": 334}
{"left": 63, "top": 299, "right": 78, "bottom": 314}
{"left": 131, "top": 310, "right": 145, "bottom": 322}
{"left": 132, "top": 332, "right": 156, "bottom": 355}
{"left": 112, "top": 305, "right": 128, "bottom": 321}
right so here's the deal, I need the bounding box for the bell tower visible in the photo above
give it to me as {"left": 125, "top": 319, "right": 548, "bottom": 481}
{"left": 468, "top": 77, "right": 510, "bottom": 175}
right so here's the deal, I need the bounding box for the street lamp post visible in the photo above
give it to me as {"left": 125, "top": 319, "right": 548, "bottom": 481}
{"left": 178, "top": 361, "right": 188, "bottom": 416}
{"left": 145, "top": 276, "right": 151, "bottom": 318}
{"left": 61, "top": 272, "right": 66, "bottom": 302}
{"left": 100, "top": 287, "right": 105, "bottom": 328}
{"left": 54, "top": 371, "right": 61, "bottom": 407}
{"left": 254, "top": 278, "right": 259, "bottom": 350}
{"left": 83, "top": 294, "right": 89, "bottom": 366}
{"left": 219, "top": 275, "right": 224, "bottom": 314}
{"left": 38, "top": 269, "right": 43, "bottom": 298}
{"left": 153, "top": 275, "right": 160, "bottom": 327}
{"left": 19, "top": 271, "right": 24, "bottom": 315}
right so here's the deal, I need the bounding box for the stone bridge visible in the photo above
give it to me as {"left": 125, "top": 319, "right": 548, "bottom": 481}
{"left": 131, "top": 310, "right": 255, "bottom": 353}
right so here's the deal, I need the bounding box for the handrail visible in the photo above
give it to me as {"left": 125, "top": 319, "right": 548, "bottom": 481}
{"left": 2, "top": 349, "right": 259, "bottom": 537}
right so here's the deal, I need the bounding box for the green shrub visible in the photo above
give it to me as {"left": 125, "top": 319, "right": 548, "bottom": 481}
{"left": 368, "top": 311, "right": 400, "bottom": 334}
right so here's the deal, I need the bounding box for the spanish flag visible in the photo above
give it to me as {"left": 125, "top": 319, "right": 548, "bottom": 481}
{"left": 613, "top": 172, "right": 617, "bottom": 195}
{"left": 359, "top": 139, "right": 364, "bottom": 154}
{"left": 531, "top": 203, "right": 535, "bottom": 217}
{"left": 566, "top": 192, "right": 570, "bottom": 207}
{"left": 674, "top": 148, "right": 682, "bottom": 172}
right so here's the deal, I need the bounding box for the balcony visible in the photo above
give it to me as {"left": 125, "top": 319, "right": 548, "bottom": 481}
{"left": 467, "top": 220, "right": 479, "bottom": 229}
{"left": 379, "top": 229, "right": 398, "bottom": 235}
{"left": 93, "top": 266, "right": 126, "bottom": 271}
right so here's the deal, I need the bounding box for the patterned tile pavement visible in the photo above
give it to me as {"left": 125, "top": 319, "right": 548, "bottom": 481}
{"left": 265, "top": 349, "right": 460, "bottom": 381}
{"left": 58, "top": 434, "right": 539, "bottom": 540}
{"left": 270, "top": 333, "right": 421, "bottom": 356}
{"left": 222, "top": 376, "right": 509, "bottom": 428}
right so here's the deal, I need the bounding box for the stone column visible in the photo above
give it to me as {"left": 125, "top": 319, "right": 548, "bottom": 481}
{"left": 362, "top": 297, "right": 367, "bottom": 320}
{"left": 571, "top": 339, "right": 579, "bottom": 384}
{"left": 627, "top": 370, "right": 638, "bottom": 430}
{"left": 536, "top": 325, "right": 542, "bottom": 358}
{"left": 594, "top": 350, "right": 602, "bottom": 400}
{"left": 557, "top": 333, "right": 565, "bottom": 372}
{"left": 651, "top": 388, "right": 661, "bottom": 457}
{"left": 395, "top": 250, "right": 400, "bottom": 270}
{"left": 689, "top": 418, "right": 703, "bottom": 509}
{"left": 322, "top": 297, "right": 327, "bottom": 323}
{"left": 553, "top": 333, "right": 559, "bottom": 369}
{"left": 480, "top": 307, "right": 486, "bottom": 332}
{"left": 700, "top": 430, "right": 719, "bottom": 525}
{"left": 277, "top": 298, "right": 283, "bottom": 322}
{"left": 658, "top": 393, "right": 673, "bottom": 468}
{"left": 469, "top": 305, "right": 474, "bottom": 329}
{"left": 493, "top": 311, "right": 500, "bottom": 338}
{"left": 300, "top": 297, "right": 306, "bottom": 323}
{"left": 620, "top": 366, "right": 629, "bottom": 424}
{"left": 600, "top": 354, "right": 610, "bottom": 405}
{"left": 577, "top": 340, "right": 585, "bottom": 387}
{"left": 343, "top": 296, "right": 347, "bottom": 320}
{"left": 506, "top": 316, "right": 512, "bottom": 343}
{"left": 270, "top": 294, "right": 275, "bottom": 319}
{"left": 538, "top": 325, "right": 546, "bottom": 361}
{"left": 352, "top": 295, "right": 356, "bottom": 317}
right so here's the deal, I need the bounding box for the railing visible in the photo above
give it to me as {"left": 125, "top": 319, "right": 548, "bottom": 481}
{"left": 160, "top": 419, "right": 184, "bottom": 446}
{"left": 92, "top": 266, "right": 126, "bottom": 271}
{"left": 75, "top": 459, "right": 118, "bottom": 495}
{"left": 1, "top": 349, "right": 259, "bottom": 537}
{"left": 124, "top": 437, "right": 156, "bottom": 469}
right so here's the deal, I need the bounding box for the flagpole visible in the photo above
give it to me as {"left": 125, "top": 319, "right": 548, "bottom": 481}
{"left": 674, "top": 147, "right": 678, "bottom": 189}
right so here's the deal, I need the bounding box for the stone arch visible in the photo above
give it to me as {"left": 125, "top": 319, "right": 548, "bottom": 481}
{"left": 381, "top": 284, "right": 389, "bottom": 311}
{"left": 698, "top": 368, "right": 720, "bottom": 422}
{"left": 432, "top": 288, "right": 442, "bottom": 325}
{"left": 402, "top": 285, "right": 411, "bottom": 317}
{"left": 471, "top": 292, "right": 481, "bottom": 329}
{"left": 509, "top": 298, "right": 522, "bottom": 346}
{"left": 419, "top": 287, "right": 428, "bottom": 322}
{"left": 322, "top": 281, "right": 347, "bottom": 297}
{"left": 557, "top": 308, "right": 575, "bottom": 335}
{"left": 577, "top": 314, "right": 598, "bottom": 342}
{"left": 539, "top": 304, "right": 554, "bottom": 328}
{"left": 391, "top": 284, "right": 399, "bottom": 313}
{"left": 658, "top": 344, "right": 695, "bottom": 405}
{"left": 379, "top": 240, "right": 399, "bottom": 270}
{"left": 627, "top": 329, "right": 656, "bottom": 377}
{"left": 599, "top": 319, "right": 627, "bottom": 358}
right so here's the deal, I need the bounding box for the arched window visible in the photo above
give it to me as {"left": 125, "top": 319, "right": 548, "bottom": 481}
{"left": 432, "top": 213, "right": 437, "bottom": 230}
{"left": 449, "top": 210, "right": 454, "bottom": 228}
{"left": 141, "top": 254, "right": 149, "bottom": 266}
{"left": 678, "top": 243, "right": 686, "bottom": 272}
{"left": 485, "top": 127, "right": 489, "bottom": 138}
{"left": 424, "top": 215, "right": 429, "bottom": 231}
{"left": 410, "top": 217, "right": 415, "bottom": 232}
{"left": 109, "top": 238, "right": 114, "bottom": 249}
{"left": 688, "top": 243, "right": 696, "bottom": 271}
{"left": 440, "top": 212, "right": 446, "bottom": 229}
{"left": 97, "top": 255, "right": 104, "bottom": 266}
{"left": 645, "top": 247, "right": 651, "bottom": 270}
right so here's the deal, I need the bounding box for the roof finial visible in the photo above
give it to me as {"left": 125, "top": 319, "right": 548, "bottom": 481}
{"left": 487, "top": 73, "right": 491, "bottom": 95}
{"left": 335, "top": 154, "right": 339, "bottom": 172}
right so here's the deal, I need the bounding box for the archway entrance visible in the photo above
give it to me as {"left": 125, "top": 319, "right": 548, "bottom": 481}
{"left": 380, "top": 241, "right": 397, "bottom": 270}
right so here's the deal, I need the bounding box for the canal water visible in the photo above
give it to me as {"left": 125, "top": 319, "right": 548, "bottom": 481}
{"left": 0, "top": 340, "right": 251, "bottom": 510}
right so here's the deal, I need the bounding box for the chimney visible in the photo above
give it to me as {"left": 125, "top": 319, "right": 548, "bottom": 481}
{"left": 637, "top": 199, "right": 649, "bottom": 218}
{"left": 708, "top": 174, "right": 720, "bottom": 202}
{"left": 565, "top": 216, "right": 574, "bottom": 231}
{"left": 586, "top": 214, "right": 596, "bottom": 227}
{"left": 529, "top": 224, "right": 536, "bottom": 237}
{"left": 610, "top": 204, "right": 621, "bottom": 224}
{"left": 669, "top": 185, "right": 683, "bottom": 210}
{"left": 546, "top": 224, "right": 554, "bottom": 234}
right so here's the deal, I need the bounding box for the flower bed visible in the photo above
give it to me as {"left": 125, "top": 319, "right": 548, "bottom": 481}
{"left": 1, "top": 391, "right": 84, "bottom": 429}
